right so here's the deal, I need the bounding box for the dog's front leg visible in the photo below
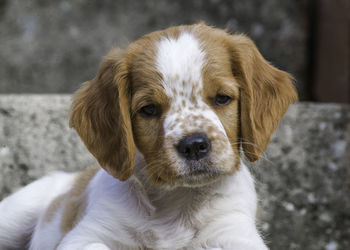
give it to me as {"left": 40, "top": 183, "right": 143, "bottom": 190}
{"left": 82, "top": 243, "right": 112, "bottom": 250}
{"left": 204, "top": 235, "right": 269, "bottom": 250}
{"left": 200, "top": 219, "right": 269, "bottom": 250}
{"left": 56, "top": 224, "right": 136, "bottom": 250}
{"left": 57, "top": 242, "right": 111, "bottom": 250}
{"left": 56, "top": 228, "right": 113, "bottom": 250}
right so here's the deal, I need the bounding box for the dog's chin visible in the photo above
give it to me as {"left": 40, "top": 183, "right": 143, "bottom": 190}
{"left": 149, "top": 161, "right": 233, "bottom": 189}
{"left": 173, "top": 171, "right": 223, "bottom": 188}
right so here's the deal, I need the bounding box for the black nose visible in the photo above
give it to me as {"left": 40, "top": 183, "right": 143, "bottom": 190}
{"left": 176, "top": 133, "right": 211, "bottom": 160}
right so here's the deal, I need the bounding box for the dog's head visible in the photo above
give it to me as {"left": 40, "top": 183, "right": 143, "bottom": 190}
{"left": 70, "top": 24, "right": 297, "bottom": 187}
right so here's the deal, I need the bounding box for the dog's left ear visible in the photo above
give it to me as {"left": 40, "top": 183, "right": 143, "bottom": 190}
{"left": 69, "top": 48, "right": 136, "bottom": 181}
{"left": 227, "top": 34, "right": 298, "bottom": 162}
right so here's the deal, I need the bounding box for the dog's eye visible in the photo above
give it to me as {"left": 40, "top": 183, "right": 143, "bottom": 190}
{"left": 215, "top": 95, "right": 231, "bottom": 106}
{"left": 140, "top": 104, "right": 158, "bottom": 117}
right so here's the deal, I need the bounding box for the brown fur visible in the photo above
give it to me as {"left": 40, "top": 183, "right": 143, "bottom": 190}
{"left": 60, "top": 167, "right": 98, "bottom": 233}
{"left": 43, "top": 168, "right": 98, "bottom": 235}
{"left": 44, "top": 194, "right": 65, "bottom": 222}
{"left": 226, "top": 34, "right": 298, "bottom": 161}
{"left": 69, "top": 49, "right": 135, "bottom": 181}
{"left": 198, "top": 26, "right": 241, "bottom": 170}
{"left": 127, "top": 33, "right": 178, "bottom": 185}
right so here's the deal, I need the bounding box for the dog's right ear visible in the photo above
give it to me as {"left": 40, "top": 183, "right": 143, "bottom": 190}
{"left": 69, "top": 48, "right": 135, "bottom": 181}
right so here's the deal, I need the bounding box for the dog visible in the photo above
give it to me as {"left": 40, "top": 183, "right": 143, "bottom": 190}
{"left": 0, "top": 23, "right": 297, "bottom": 250}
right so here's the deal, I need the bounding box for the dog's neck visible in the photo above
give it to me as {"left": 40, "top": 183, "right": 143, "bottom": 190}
{"left": 130, "top": 153, "right": 253, "bottom": 220}
{"left": 131, "top": 154, "right": 208, "bottom": 215}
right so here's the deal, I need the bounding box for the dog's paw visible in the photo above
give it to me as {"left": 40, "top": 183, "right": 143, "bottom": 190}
{"left": 83, "top": 243, "right": 111, "bottom": 250}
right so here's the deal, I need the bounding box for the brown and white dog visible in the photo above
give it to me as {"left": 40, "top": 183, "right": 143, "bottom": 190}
{"left": 0, "top": 23, "right": 297, "bottom": 250}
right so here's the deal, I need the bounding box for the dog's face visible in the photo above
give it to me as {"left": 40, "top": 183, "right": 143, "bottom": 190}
{"left": 130, "top": 30, "right": 244, "bottom": 187}
{"left": 70, "top": 24, "right": 297, "bottom": 188}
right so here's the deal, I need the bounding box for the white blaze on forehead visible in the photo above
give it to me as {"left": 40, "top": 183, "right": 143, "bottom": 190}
{"left": 156, "top": 32, "right": 205, "bottom": 97}
{"left": 155, "top": 31, "right": 227, "bottom": 139}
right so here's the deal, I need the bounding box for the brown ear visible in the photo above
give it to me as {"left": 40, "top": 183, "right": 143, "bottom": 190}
{"left": 228, "top": 35, "right": 298, "bottom": 162}
{"left": 69, "top": 48, "right": 135, "bottom": 180}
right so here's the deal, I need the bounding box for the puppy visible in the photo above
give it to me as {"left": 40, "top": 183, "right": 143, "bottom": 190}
{"left": 0, "top": 23, "right": 297, "bottom": 250}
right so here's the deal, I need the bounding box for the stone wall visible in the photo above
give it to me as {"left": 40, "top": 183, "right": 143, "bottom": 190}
{"left": 0, "top": 95, "right": 349, "bottom": 250}
{"left": 0, "top": 0, "right": 310, "bottom": 99}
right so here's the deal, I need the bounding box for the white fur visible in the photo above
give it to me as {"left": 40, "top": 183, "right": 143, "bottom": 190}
{"left": 19, "top": 160, "right": 266, "bottom": 250}
{"left": 30, "top": 200, "right": 65, "bottom": 249}
{"left": 156, "top": 32, "right": 205, "bottom": 94}
{"left": 0, "top": 172, "right": 76, "bottom": 250}
{"left": 156, "top": 33, "right": 225, "bottom": 138}
{"left": 0, "top": 161, "right": 267, "bottom": 249}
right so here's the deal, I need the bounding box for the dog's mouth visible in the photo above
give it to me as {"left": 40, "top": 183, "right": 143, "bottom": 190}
{"left": 148, "top": 159, "right": 224, "bottom": 188}
{"left": 178, "top": 160, "right": 223, "bottom": 185}
{"left": 187, "top": 167, "right": 212, "bottom": 176}
{"left": 183, "top": 159, "right": 217, "bottom": 175}
{"left": 171, "top": 171, "right": 222, "bottom": 188}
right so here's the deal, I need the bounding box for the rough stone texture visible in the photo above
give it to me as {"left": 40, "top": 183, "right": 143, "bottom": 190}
{"left": 0, "top": 95, "right": 96, "bottom": 197}
{"left": 0, "top": 95, "right": 349, "bottom": 250}
{"left": 0, "top": 0, "right": 310, "bottom": 99}
{"left": 253, "top": 103, "right": 350, "bottom": 250}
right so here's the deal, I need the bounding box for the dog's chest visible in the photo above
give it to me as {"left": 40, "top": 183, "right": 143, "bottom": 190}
{"left": 125, "top": 189, "right": 210, "bottom": 249}
{"left": 127, "top": 218, "right": 198, "bottom": 249}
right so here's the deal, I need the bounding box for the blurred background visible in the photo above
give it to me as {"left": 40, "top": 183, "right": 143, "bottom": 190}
{"left": 0, "top": 1, "right": 349, "bottom": 250}
{"left": 0, "top": 0, "right": 349, "bottom": 103}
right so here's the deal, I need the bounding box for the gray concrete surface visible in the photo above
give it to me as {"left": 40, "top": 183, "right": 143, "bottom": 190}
{"left": 0, "top": 0, "right": 310, "bottom": 99}
{"left": 0, "top": 95, "right": 349, "bottom": 250}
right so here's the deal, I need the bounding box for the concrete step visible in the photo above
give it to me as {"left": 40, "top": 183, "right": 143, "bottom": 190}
{"left": 0, "top": 95, "right": 349, "bottom": 250}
